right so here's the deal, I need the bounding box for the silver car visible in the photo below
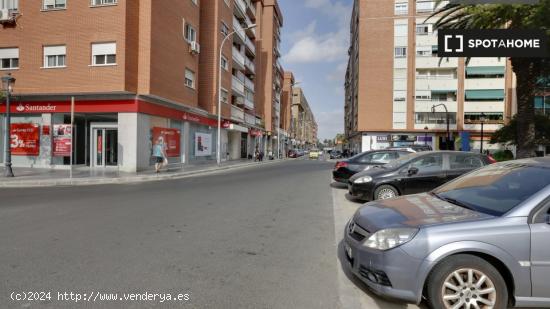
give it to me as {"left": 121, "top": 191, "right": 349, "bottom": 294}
{"left": 343, "top": 158, "right": 550, "bottom": 308}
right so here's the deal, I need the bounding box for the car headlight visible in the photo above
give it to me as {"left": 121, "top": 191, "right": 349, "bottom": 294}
{"left": 364, "top": 228, "right": 419, "bottom": 251}
{"left": 353, "top": 176, "right": 372, "bottom": 184}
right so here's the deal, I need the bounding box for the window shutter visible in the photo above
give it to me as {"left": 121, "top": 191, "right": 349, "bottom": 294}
{"left": 44, "top": 45, "right": 66, "bottom": 56}
{"left": 92, "top": 42, "right": 116, "bottom": 55}
{"left": 44, "top": 0, "right": 55, "bottom": 6}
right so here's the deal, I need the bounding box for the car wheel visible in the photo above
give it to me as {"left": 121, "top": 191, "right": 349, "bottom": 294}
{"left": 374, "top": 185, "right": 399, "bottom": 200}
{"left": 426, "top": 254, "right": 508, "bottom": 309}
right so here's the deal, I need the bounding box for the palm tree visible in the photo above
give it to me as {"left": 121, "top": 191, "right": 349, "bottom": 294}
{"left": 431, "top": 0, "right": 550, "bottom": 158}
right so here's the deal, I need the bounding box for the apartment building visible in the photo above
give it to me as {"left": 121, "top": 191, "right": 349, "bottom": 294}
{"left": 0, "top": 0, "right": 284, "bottom": 171}
{"left": 344, "top": 0, "right": 514, "bottom": 153}
{"left": 199, "top": 0, "right": 262, "bottom": 161}
{"left": 281, "top": 71, "right": 294, "bottom": 153}
{"left": 291, "top": 87, "right": 318, "bottom": 149}
{"left": 256, "top": 0, "right": 284, "bottom": 156}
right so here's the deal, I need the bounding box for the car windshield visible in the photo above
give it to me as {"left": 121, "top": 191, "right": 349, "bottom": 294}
{"left": 433, "top": 161, "right": 550, "bottom": 216}
{"left": 383, "top": 152, "right": 420, "bottom": 169}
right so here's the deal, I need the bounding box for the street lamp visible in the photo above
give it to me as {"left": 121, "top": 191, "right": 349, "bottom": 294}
{"left": 480, "top": 112, "right": 487, "bottom": 154}
{"left": 217, "top": 23, "right": 257, "bottom": 166}
{"left": 2, "top": 73, "right": 15, "bottom": 177}
{"left": 424, "top": 126, "right": 429, "bottom": 145}
{"left": 431, "top": 103, "right": 451, "bottom": 150}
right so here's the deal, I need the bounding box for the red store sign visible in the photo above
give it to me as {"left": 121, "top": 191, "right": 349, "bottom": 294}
{"left": 152, "top": 127, "right": 181, "bottom": 157}
{"left": 10, "top": 123, "right": 40, "bottom": 156}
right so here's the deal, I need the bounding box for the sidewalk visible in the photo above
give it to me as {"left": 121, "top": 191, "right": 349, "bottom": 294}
{"left": 0, "top": 159, "right": 283, "bottom": 188}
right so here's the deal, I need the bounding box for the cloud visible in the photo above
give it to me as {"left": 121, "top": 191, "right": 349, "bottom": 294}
{"left": 283, "top": 32, "right": 348, "bottom": 63}
{"left": 316, "top": 110, "right": 344, "bottom": 139}
{"left": 327, "top": 62, "right": 347, "bottom": 82}
{"left": 282, "top": 0, "right": 351, "bottom": 64}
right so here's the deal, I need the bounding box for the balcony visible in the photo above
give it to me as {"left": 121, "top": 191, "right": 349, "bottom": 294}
{"left": 233, "top": 17, "right": 246, "bottom": 43}
{"left": 245, "top": 113, "right": 256, "bottom": 125}
{"left": 232, "top": 47, "right": 245, "bottom": 70}
{"left": 245, "top": 38, "right": 255, "bottom": 55}
{"left": 415, "top": 78, "right": 458, "bottom": 92}
{"left": 234, "top": 0, "right": 247, "bottom": 17}
{"left": 464, "top": 78, "right": 505, "bottom": 90}
{"left": 244, "top": 76, "right": 254, "bottom": 92}
{"left": 246, "top": 0, "right": 256, "bottom": 18}
{"left": 415, "top": 100, "right": 458, "bottom": 113}
{"left": 416, "top": 56, "right": 458, "bottom": 69}
{"left": 244, "top": 98, "right": 254, "bottom": 110}
{"left": 275, "top": 92, "right": 281, "bottom": 103}
{"left": 231, "top": 105, "right": 245, "bottom": 122}
{"left": 245, "top": 57, "right": 255, "bottom": 74}
{"left": 232, "top": 76, "right": 245, "bottom": 96}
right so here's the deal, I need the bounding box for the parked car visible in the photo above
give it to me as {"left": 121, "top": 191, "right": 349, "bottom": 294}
{"left": 348, "top": 151, "right": 494, "bottom": 201}
{"left": 343, "top": 157, "right": 550, "bottom": 308}
{"left": 288, "top": 150, "right": 299, "bottom": 158}
{"left": 309, "top": 150, "right": 320, "bottom": 160}
{"left": 387, "top": 145, "right": 433, "bottom": 152}
{"left": 332, "top": 150, "right": 412, "bottom": 183}
{"left": 330, "top": 150, "right": 343, "bottom": 159}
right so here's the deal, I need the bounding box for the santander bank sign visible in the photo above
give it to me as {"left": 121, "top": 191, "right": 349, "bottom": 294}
{"left": 16, "top": 103, "right": 57, "bottom": 113}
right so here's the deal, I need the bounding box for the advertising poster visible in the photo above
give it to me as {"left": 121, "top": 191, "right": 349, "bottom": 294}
{"left": 152, "top": 127, "right": 181, "bottom": 157}
{"left": 53, "top": 124, "right": 73, "bottom": 157}
{"left": 10, "top": 123, "right": 40, "bottom": 156}
{"left": 195, "top": 132, "right": 212, "bottom": 157}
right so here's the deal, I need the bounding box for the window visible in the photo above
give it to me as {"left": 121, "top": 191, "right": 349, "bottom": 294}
{"left": 91, "top": 0, "right": 116, "bottom": 6}
{"left": 410, "top": 154, "right": 443, "bottom": 173}
{"left": 394, "top": 24, "right": 407, "bottom": 37}
{"left": 464, "top": 112, "right": 504, "bottom": 124}
{"left": 184, "top": 23, "right": 196, "bottom": 43}
{"left": 91, "top": 42, "right": 116, "bottom": 66}
{"left": 220, "top": 89, "right": 228, "bottom": 104}
{"left": 416, "top": 24, "right": 430, "bottom": 35}
{"left": 43, "top": 45, "right": 66, "bottom": 68}
{"left": 0, "top": 0, "right": 18, "bottom": 10}
{"left": 415, "top": 112, "right": 457, "bottom": 124}
{"left": 185, "top": 69, "right": 195, "bottom": 89}
{"left": 416, "top": 1, "right": 435, "bottom": 13}
{"left": 357, "top": 151, "right": 398, "bottom": 164}
{"left": 191, "top": 0, "right": 197, "bottom": 5}
{"left": 0, "top": 48, "right": 19, "bottom": 70}
{"left": 394, "top": 2, "right": 408, "bottom": 15}
{"left": 449, "top": 153, "right": 484, "bottom": 170}
{"left": 221, "top": 55, "right": 229, "bottom": 71}
{"left": 394, "top": 47, "right": 407, "bottom": 58}
{"left": 43, "top": 0, "right": 66, "bottom": 9}
{"left": 221, "top": 21, "right": 229, "bottom": 37}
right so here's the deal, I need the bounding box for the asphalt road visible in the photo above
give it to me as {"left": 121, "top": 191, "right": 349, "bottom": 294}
{"left": 0, "top": 160, "right": 343, "bottom": 309}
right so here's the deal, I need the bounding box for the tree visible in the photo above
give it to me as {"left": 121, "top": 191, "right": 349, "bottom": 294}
{"left": 431, "top": 0, "right": 550, "bottom": 158}
{"left": 491, "top": 114, "right": 550, "bottom": 147}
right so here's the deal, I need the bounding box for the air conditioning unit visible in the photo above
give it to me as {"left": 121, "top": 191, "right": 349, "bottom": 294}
{"left": 189, "top": 41, "right": 200, "bottom": 54}
{"left": 0, "top": 9, "right": 10, "bottom": 21}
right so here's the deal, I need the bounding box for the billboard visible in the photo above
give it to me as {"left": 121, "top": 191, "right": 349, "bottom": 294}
{"left": 195, "top": 132, "right": 212, "bottom": 157}
{"left": 10, "top": 123, "right": 40, "bottom": 156}
{"left": 53, "top": 124, "right": 73, "bottom": 157}
{"left": 152, "top": 127, "right": 181, "bottom": 157}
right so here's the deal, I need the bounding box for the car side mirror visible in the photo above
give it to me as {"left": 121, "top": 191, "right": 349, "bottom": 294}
{"left": 408, "top": 167, "right": 419, "bottom": 176}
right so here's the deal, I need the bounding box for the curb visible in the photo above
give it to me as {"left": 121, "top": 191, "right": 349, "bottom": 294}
{"left": 0, "top": 160, "right": 284, "bottom": 188}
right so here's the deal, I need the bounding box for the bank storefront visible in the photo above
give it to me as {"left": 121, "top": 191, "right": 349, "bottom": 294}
{"left": 0, "top": 97, "right": 232, "bottom": 172}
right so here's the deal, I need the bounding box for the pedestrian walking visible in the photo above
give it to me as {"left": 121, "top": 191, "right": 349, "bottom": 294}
{"left": 152, "top": 136, "right": 168, "bottom": 173}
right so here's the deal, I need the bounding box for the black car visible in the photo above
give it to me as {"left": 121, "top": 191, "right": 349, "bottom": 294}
{"left": 332, "top": 149, "right": 412, "bottom": 183}
{"left": 348, "top": 151, "right": 495, "bottom": 201}
{"left": 329, "top": 150, "right": 343, "bottom": 159}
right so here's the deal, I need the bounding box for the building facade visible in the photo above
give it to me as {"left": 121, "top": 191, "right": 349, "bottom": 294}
{"left": 0, "top": 0, "right": 283, "bottom": 172}
{"left": 344, "top": 0, "right": 514, "bottom": 153}
{"left": 291, "top": 87, "right": 318, "bottom": 149}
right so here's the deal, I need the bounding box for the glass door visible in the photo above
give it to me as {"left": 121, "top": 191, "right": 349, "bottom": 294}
{"left": 90, "top": 124, "right": 118, "bottom": 168}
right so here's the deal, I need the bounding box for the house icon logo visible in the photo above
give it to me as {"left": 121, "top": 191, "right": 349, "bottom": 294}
{"left": 16, "top": 104, "right": 25, "bottom": 112}
{"left": 444, "top": 34, "right": 464, "bottom": 53}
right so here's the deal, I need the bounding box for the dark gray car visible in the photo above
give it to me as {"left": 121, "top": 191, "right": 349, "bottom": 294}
{"left": 344, "top": 158, "right": 550, "bottom": 308}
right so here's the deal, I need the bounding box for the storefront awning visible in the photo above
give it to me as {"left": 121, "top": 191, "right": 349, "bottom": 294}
{"left": 466, "top": 66, "right": 505, "bottom": 75}
{"left": 465, "top": 89, "right": 505, "bottom": 100}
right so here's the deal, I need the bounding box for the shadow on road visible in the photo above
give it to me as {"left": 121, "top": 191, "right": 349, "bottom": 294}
{"left": 336, "top": 240, "right": 429, "bottom": 309}
{"left": 330, "top": 182, "right": 348, "bottom": 189}
{"left": 345, "top": 193, "right": 366, "bottom": 204}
